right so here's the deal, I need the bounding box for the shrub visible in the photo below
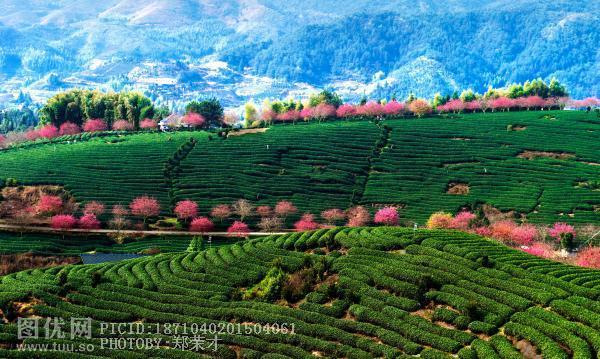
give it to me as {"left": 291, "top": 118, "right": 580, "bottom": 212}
{"left": 174, "top": 200, "right": 198, "bottom": 221}
{"left": 112, "top": 120, "right": 134, "bottom": 131}
{"left": 139, "top": 118, "right": 158, "bottom": 129}
{"left": 83, "top": 201, "right": 105, "bottom": 216}
{"left": 51, "top": 214, "right": 77, "bottom": 229}
{"left": 189, "top": 217, "right": 214, "bottom": 233}
{"left": 426, "top": 212, "right": 453, "bottom": 229}
{"left": 576, "top": 247, "right": 600, "bottom": 269}
{"left": 38, "top": 125, "right": 59, "bottom": 139}
{"left": 78, "top": 214, "right": 101, "bottom": 229}
{"left": 36, "top": 195, "right": 63, "bottom": 216}
{"left": 346, "top": 206, "right": 370, "bottom": 227}
{"left": 58, "top": 122, "right": 81, "bottom": 136}
{"left": 374, "top": 207, "right": 399, "bottom": 226}
{"left": 83, "top": 119, "right": 108, "bottom": 132}
{"left": 227, "top": 221, "right": 250, "bottom": 237}
{"left": 294, "top": 214, "right": 319, "bottom": 231}
{"left": 129, "top": 196, "right": 160, "bottom": 224}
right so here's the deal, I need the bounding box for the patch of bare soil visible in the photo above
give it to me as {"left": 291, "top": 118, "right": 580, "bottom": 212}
{"left": 368, "top": 203, "right": 406, "bottom": 209}
{"left": 443, "top": 161, "right": 480, "bottom": 168}
{"left": 451, "top": 137, "right": 472, "bottom": 141}
{"left": 227, "top": 128, "right": 269, "bottom": 137}
{"left": 447, "top": 183, "right": 470, "bottom": 195}
{"left": 0, "top": 253, "right": 80, "bottom": 275}
{"left": 517, "top": 151, "right": 575, "bottom": 160}
{"left": 413, "top": 309, "right": 433, "bottom": 320}
{"left": 514, "top": 338, "right": 543, "bottom": 359}
{"left": 579, "top": 161, "right": 600, "bottom": 166}
{"left": 482, "top": 204, "right": 515, "bottom": 223}
{"left": 508, "top": 125, "right": 527, "bottom": 131}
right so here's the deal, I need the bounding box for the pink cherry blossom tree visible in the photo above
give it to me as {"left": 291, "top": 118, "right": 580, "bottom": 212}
{"left": 36, "top": 195, "right": 63, "bottom": 216}
{"left": 383, "top": 101, "right": 405, "bottom": 116}
{"left": 182, "top": 113, "right": 206, "bottom": 128}
{"left": 79, "top": 214, "right": 101, "bottom": 229}
{"left": 300, "top": 107, "right": 314, "bottom": 120}
{"left": 277, "top": 110, "right": 301, "bottom": 123}
{"left": 444, "top": 99, "right": 464, "bottom": 114}
{"left": 449, "top": 211, "right": 476, "bottom": 230}
{"left": 312, "top": 103, "right": 336, "bottom": 121}
{"left": 51, "top": 214, "right": 77, "bottom": 229}
{"left": 83, "top": 201, "right": 105, "bottom": 216}
{"left": 25, "top": 129, "right": 40, "bottom": 141}
{"left": 140, "top": 118, "right": 158, "bottom": 130}
{"left": 274, "top": 200, "right": 297, "bottom": 219}
{"left": 210, "top": 204, "right": 232, "bottom": 222}
{"left": 129, "top": 196, "right": 160, "bottom": 225}
{"left": 521, "top": 242, "right": 554, "bottom": 259}
{"left": 321, "top": 208, "right": 345, "bottom": 225}
{"left": 374, "top": 207, "right": 399, "bottom": 226}
{"left": 83, "top": 119, "right": 108, "bottom": 132}
{"left": 357, "top": 101, "right": 385, "bottom": 117}
{"left": 256, "top": 205, "right": 272, "bottom": 218}
{"left": 336, "top": 104, "right": 357, "bottom": 118}
{"left": 510, "top": 224, "right": 538, "bottom": 246}
{"left": 294, "top": 213, "right": 319, "bottom": 231}
{"left": 227, "top": 221, "right": 250, "bottom": 237}
{"left": 39, "top": 125, "right": 59, "bottom": 139}
{"left": 59, "top": 122, "right": 81, "bottom": 136}
{"left": 576, "top": 247, "right": 600, "bottom": 269}
{"left": 174, "top": 200, "right": 198, "bottom": 221}
{"left": 190, "top": 217, "right": 215, "bottom": 233}
{"left": 346, "top": 206, "right": 370, "bottom": 227}
{"left": 112, "top": 204, "right": 129, "bottom": 217}
{"left": 112, "top": 120, "right": 134, "bottom": 131}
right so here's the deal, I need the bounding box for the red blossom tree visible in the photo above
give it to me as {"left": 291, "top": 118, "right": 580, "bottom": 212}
{"left": 548, "top": 222, "right": 576, "bottom": 242}
{"left": 182, "top": 112, "right": 206, "bottom": 128}
{"left": 129, "top": 196, "right": 160, "bottom": 225}
{"left": 174, "top": 200, "right": 198, "bottom": 221}
{"left": 139, "top": 118, "right": 158, "bottom": 130}
{"left": 357, "top": 101, "right": 385, "bottom": 117}
{"left": 83, "top": 201, "right": 105, "bottom": 216}
{"left": 336, "top": 104, "right": 357, "bottom": 118}
{"left": 521, "top": 242, "right": 554, "bottom": 259}
{"left": 449, "top": 211, "right": 476, "bottom": 230}
{"left": 79, "top": 214, "right": 101, "bottom": 229}
{"left": 374, "top": 207, "right": 399, "bottom": 226}
{"left": 83, "top": 119, "right": 108, "bottom": 132}
{"left": 510, "top": 224, "right": 538, "bottom": 246}
{"left": 256, "top": 205, "right": 272, "bottom": 218}
{"left": 383, "top": 101, "right": 405, "bottom": 116}
{"left": 39, "top": 125, "right": 59, "bottom": 139}
{"left": 51, "top": 214, "right": 77, "bottom": 229}
{"left": 346, "top": 206, "right": 370, "bottom": 227}
{"left": 300, "top": 107, "right": 314, "bottom": 119}
{"left": 312, "top": 103, "right": 336, "bottom": 120}
{"left": 465, "top": 100, "right": 481, "bottom": 112}
{"left": 112, "top": 120, "right": 134, "bottom": 131}
{"left": 277, "top": 110, "right": 301, "bottom": 122}
{"left": 489, "top": 97, "right": 515, "bottom": 112}
{"left": 59, "top": 122, "right": 81, "bottom": 136}
{"left": 321, "top": 208, "right": 345, "bottom": 225}
{"left": 294, "top": 213, "right": 319, "bottom": 231}
{"left": 576, "top": 247, "right": 600, "bottom": 269}
{"left": 444, "top": 99, "right": 465, "bottom": 114}
{"left": 210, "top": 204, "right": 232, "bottom": 222}
{"left": 190, "top": 217, "right": 215, "bottom": 233}
{"left": 36, "top": 195, "right": 63, "bottom": 216}
{"left": 227, "top": 221, "right": 250, "bottom": 237}
{"left": 274, "top": 200, "right": 297, "bottom": 219}
{"left": 25, "top": 129, "right": 40, "bottom": 141}
{"left": 408, "top": 99, "right": 432, "bottom": 118}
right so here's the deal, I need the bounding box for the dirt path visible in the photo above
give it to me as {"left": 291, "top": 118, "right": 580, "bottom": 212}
{"left": 0, "top": 224, "right": 287, "bottom": 237}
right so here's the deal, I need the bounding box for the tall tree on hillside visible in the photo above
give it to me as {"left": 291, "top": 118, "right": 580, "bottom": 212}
{"left": 308, "top": 90, "right": 343, "bottom": 108}
{"left": 185, "top": 98, "right": 224, "bottom": 128}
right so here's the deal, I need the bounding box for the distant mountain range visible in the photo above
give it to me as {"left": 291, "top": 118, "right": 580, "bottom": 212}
{"left": 0, "top": 0, "right": 598, "bottom": 109}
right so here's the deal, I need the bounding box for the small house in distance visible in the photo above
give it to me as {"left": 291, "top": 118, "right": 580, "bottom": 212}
{"left": 159, "top": 113, "right": 183, "bottom": 131}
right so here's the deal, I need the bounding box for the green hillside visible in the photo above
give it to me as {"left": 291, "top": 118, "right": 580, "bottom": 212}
{"left": 1, "top": 227, "right": 600, "bottom": 357}
{"left": 0, "top": 110, "right": 598, "bottom": 224}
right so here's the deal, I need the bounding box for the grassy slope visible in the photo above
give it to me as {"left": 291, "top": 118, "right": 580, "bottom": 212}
{"left": 1, "top": 228, "right": 600, "bottom": 357}
{"left": 0, "top": 111, "right": 598, "bottom": 224}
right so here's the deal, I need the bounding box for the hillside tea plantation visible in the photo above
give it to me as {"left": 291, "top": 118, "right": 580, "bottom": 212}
{"left": 1, "top": 228, "right": 600, "bottom": 357}
{"left": 0, "top": 111, "right": 598, "bottom": 224}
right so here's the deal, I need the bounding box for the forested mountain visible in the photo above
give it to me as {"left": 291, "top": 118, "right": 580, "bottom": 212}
{"left": 0, "top": 0, "right": 598, "bottom": 109}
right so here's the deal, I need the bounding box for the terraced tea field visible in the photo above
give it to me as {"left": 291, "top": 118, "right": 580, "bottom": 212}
{"left": 0, "top": 111, "right": 598, "bottom": 224}
{"left": 1, "top": 227, "right": 600, "bottom": 357}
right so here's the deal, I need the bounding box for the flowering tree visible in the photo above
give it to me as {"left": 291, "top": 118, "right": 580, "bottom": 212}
{"left": 449, "top": 211, "right": 476, "bottom": 230}
{"left": 426, "top": 212, "right": 453, "bottom": 229}
{"left": 210, "top": 204, "right": 232, "bottom": 222}
{"left": 521, "top": 242, "right": 554, "bottom": 259}
{"left": 140, "top": 119, "right": 158, "bottom": 130}
{"left": 576, "top": 247, "right": 600, "bottom": 269}
{"left": 490, "top": 220, "right": 518, "bottom": 242}
{"left": 474, "top": 226, "right": 492, "bottom": 237}
{"left": 444, "top": 99, "right": 465, "bottom": 114}
{"left": 465, "top": 100, "right": 481, "bottom": 112}
{"left": 520, "top": 96, "right": 545, "bottom": 110}
{"left": 0, "top": 134, "right": 6, "bottom": 148}
{"left": 278, "top": 110, "right": 301, "bottom": 123}
{"left": 374, "top": 207, "right": 399, "bottom": 226}
{"left": 83, "top": 201, "right": 105, "bottom": 216}
{"left": 383, "top": 101, "right": 405, "bottom": 116}
{"left": 112, "top": 120, "right": 134, "bottom": 131}
{"left": 300, "top": 107, "right": 314, "bottom": 120}
{"left": 357, "top": 101, "right": 385, "bottom": 117}
{"left": 548, "top": 222, "right": 576, "bottom": 250}
{"left": 83, "top": 119, "right": 108, "bottom": 132}
{"left": 258, "top": 216, "right": 283, "bottom": 232}
{"left": 112, "top": 204, "right": 129, "bottom": 217}
{"left": 36, "top": 195, "right": 63, "bottom": 216}
{"left": 129, "top": 196, "right": 160, "bottom": 225}
{"left": 227, "top": 221, "right": 250, "bottom": 237}
{"left": 51, "top": 214, "right": 77, "bottom": 229}
{"left": 408, "top": 99, "right": 432, "bottom": 118}
{"left": 79, "top": 214, "right": 101, "bottom": 229}
{"left": 182, "top": 113, "right": 206, "bottom": 128}
{"left": 261, "top": 109, "right": 277, "bottom": 123}
{"left": 312, "top": 103, "right": 336, "bottom": 121}
{"left": 336, "top": 104, "right": 357, "bottom": 118}
{"left": 222, "top": 111, "right": 239, "bottom": 127}
{"left": 233, "top": 199, "right": 254, "bottom": 221}
{"left": 510, "top": 224, "right": 537, "bottom": 246}
{"left": 294, "top": 213, "right": 319, "bottom": 231}
{"left": 25, "top": 129, "right": 40, "bottom": 141}
{"left": 59, "top": 122, "right": 81, "bottom": 136}
{"left": 321, "top": 208, "right": 345, "bottom": 225}
{"left": 174, "top": 200, "right": 198, "bottom": 221}
{"left": 489, "top": 97, "right": 515, "bottom": 112}
{"left": 190, "top": 217, "right": 214, "bottom": 233}
{"left": 256, "top": 205, "right": 272, "bottom": 218}
{"left": 39, "top": 125, "right": 59, "bottom": 139}
{"left": 274, "top": 200, "right": 297, "bottom": 219}
{"left": 346, "top": 206, "right": 370, "bottom": 227}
